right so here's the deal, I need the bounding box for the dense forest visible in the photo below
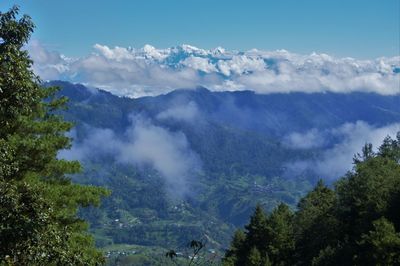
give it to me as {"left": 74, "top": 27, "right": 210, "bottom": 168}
{"left": 223, "top": 137, "right": 400, "bottom": 265}
{"left": 0, "top": 6, "right": 108, "bottom": 265}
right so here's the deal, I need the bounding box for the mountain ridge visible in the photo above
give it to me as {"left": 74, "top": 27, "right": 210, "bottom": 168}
{"left": 48, "top": 80, "right": 400, "bottom": 134}
{"left": 45, "top": 80, "right": 400, "bottom": 256}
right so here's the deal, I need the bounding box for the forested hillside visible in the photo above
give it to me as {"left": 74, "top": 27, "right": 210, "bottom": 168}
{"left": 46, "top": 80, "right": 400, "bottom": 263}
{"left": 223, "top": 136, "right": 400, "bottom": 265}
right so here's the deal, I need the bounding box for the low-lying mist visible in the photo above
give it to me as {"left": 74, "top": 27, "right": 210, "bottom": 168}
{"left": 59, "top": 114, "right": 202, "bottom": 198}
{"left": 284, "top": 121, "right": 400, "bottom": 180}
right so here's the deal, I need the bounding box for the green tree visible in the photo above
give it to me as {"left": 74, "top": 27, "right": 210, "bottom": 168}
{"left": 335, "top": 138, "right": 400, "bottom": 262}
{"left": 246, "top": 246, "right": 262, "bottom": 266}
{"left": 223, "top": 229, "right": 246, "bottom": 266}
{"left": 223, "top": 204, "right": 294, "bottom": 266}
{"left": 0, "top": 6, "right": 108, "bottom": 265}
{"left": 265, "top": 203, "right": 294, "bottom": 266}
{"left": 244, "top": 204, "right": 268, "bottom": 252}
{"left": 222, "top": 205, "right": 268, "bottom": 266}
{"left": 294, "top": 180, "right": 338, "bottom": 265}
{"left": 357, "top": 217, "right": 400, "bottom": 266}
{"left": 224, "top": 134, "right": 400, "bottom": 266}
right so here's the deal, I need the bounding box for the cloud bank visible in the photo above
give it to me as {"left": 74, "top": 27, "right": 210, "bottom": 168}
{"left": 285, "top": 121, "right": 400, "bottom": 180}
{"left": 59, "top": 115, "right": 201, "bottom": 197}
{"left": 156, "top": 101, "right": 200, "bottom": 123}
{"left": 29, "top": 41, "right": 400, "bottom": 98}
{"left": 284, "top": 128, "right": 327, "bottom": 149}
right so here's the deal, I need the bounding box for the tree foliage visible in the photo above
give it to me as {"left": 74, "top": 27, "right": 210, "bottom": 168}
{"left": 0, "top": 6, "right": 108, "bottom": 265}
{"left": 223, "top": 133, "right": 400, "bottom": 265}
{"left": 223, "top": 203, "right": 294, "bottom": 266}
{"left": 165, "top": 239, "right": 219, "bottom": 266}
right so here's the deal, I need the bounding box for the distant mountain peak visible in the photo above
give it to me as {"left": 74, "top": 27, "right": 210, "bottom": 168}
{"left": 32, "top": 42, "right": 400, "bottom": 98}
{"left": 195, "top": 85, "right": 211, "bottom": 92}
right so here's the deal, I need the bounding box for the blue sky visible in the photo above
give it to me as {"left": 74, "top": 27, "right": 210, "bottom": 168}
{"left": 1, "top": 0, "right": 398, "bottom": 58}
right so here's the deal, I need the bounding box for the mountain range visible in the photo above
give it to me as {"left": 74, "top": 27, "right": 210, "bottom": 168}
{"left": 47, "top": 80, "right": 400, "bottom": 258}
{"left": 33, "top": 42, "right": 400, "bottom": 98}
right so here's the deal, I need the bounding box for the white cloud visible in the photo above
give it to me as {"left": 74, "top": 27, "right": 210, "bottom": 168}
{"left": 28, "top": 40, "right": 71, "bottom": 80}
{"left": 217, "top": 55, "right": 266, "bottom": 76}
{"left": 285, "top": 121, "right": 400, "bottom": 179}
{"left": 181, "top": 56, "right": 217, "bottom": 73}
{"left": 59, "top": 116, "right": 201, "bottom": 197}
{"left": 284, "top": 128, "right": 326, "bottom": 149}
{"left": 29, "top": 41, "right": 400, "bottom": 97}
{"left": 93, "top": 44, "right": 134, "bottom": 61}
{"left": 157, "top": 101, "right": 200, "bottom": 122}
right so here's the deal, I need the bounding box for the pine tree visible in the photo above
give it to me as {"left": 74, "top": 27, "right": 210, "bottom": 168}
{"left": 245, "top": 204, "right": 268, "bottom": 251}
{"left": 0, "top": 6, "right": 108, "bottom": 265}
{"left": 223, "top": 135, "right": 400, "bottom": 265}
{"left": 223, "top": 205, "right": 268, "bottom": 266}
{"left": 266, "top": 203, "right": 294, "bottom": 265}
{"left": 223, "top": 229, "right": 246, "bottom": 266}
{"left": 357, "top": 217, "right": 400, "bottom": 265}
{"left": 246, "top": 246, "right": 262, "bottom": 266}
{"left": 294, "top": 180, "right": 338, "bottom": 265}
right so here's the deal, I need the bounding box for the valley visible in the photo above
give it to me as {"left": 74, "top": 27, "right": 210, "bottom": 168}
{"left": 50, "top": 81, "right": 400, "bottom": 263}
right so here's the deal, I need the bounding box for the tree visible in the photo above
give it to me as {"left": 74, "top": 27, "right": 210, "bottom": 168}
{"left": 246, "top": 246, "right": 262, "bottom": 266}
{"left": 165, "top": 239, "right": 218, "bottom": 266}
{"left": 223, "top": 134, "right": 400, "bottom": 265}
{"left": 223, "top": 204, "right": 293, "bottom": 266}
{"left": 357, "top": 217, "right": 400, "bottom": 266}
{"left": 244, "top": 204, "right": 268, "bottom": 251}
{"left": 334, "top": 136, "right": 400, "bottom": 264}
{"left": 222, "top": 205, "right": 268, "bottom": 266}
{"left": 223, "top": 229, "right": 246, "bottom": 266}
{"left": 0, "top": 6, "right": 108, "bottom": 265}
{"left": 294, "top": 180, "right": 338, "bottom": 265}
{"left": 265, "top": 203, "right": 294, "bottom": 265}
